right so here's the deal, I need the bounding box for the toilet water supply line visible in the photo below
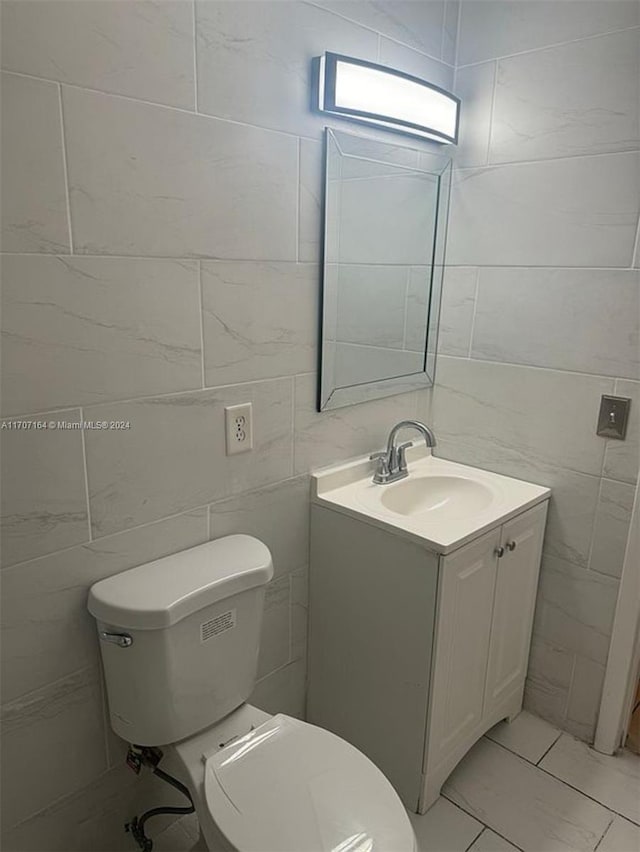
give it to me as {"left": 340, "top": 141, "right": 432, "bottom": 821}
{"left": 124, "top": 745, "right": 195, "bottom": 852}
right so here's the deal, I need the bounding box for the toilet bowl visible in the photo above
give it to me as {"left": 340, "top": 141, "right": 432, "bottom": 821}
{"left": 88, "top": 535, "right": 415, "bottom": 852}
{"left": 164, "top": 704, "right": 416, "bottom": 852}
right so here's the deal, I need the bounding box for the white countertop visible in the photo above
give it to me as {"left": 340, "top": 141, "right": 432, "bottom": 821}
{"left": 311, "top": 448, "right": 550, "bottom": 554}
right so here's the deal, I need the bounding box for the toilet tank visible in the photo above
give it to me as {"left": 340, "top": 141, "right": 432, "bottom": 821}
{"left": 88, "top": 535, "right": 273, "bottom": 746}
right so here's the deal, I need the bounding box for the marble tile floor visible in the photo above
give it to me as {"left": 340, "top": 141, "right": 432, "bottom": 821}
{"left": 153, "top": 711, "right": 640, "bottom": 852}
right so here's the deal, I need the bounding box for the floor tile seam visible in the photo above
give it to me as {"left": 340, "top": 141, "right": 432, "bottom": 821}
{"left": 534, "top": 730, "right": 564, "bottom": 766}
{"left": 448, "top": 738, "right": 638, "bottom": 831}
{"left": 441, "top": 793, "right": 527, "bottom": 852}
{"left": 485, "top": 732, "right": 557, "bottom": 769}
{"left": 534, "top": 760, "right": 639, "bottom": 827}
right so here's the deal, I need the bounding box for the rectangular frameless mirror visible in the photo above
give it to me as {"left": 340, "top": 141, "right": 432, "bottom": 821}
{"left": 318, "top": 128, "right": 452, "bottom": 411}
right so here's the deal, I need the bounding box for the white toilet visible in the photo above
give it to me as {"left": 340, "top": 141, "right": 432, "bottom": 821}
{"left": 88, "top": 534, "right": 416, "bottom": 852}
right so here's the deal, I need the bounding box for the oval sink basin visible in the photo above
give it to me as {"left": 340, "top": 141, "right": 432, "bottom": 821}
{"left": 378, "top": 475, "right": 494, "bottom": 518}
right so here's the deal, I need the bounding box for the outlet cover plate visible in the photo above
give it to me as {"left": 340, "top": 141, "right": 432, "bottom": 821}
{"left": 596, "top": 395, "right": 631, "bottom": 440}
{"left": 225, "top": 402, "right": 253, "bottom": 455}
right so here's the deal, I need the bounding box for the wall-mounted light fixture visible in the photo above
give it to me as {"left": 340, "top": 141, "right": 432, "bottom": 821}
{"left": 316, "top": 52, "right": 460, "bottom": 144}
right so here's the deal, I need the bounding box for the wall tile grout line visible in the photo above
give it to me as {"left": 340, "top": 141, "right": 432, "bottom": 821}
{"left": 0, "top": 67, "right": 204, "bottom": 116}
{"left": 401, "top": 267, "right": 411, "bottom": 349}
{"left": 302, "top": 0, "right": 456, "bottom": 70}
{"left": 192, "top": 0, "right": 199, "bottom": 113}
{"left": 208, "top": 471, "right": 309, "bottom": 509}
{"left": 433, "top": 264, "right": 640, "bottom": 271}
{"left": 0, "top": 502, "right": 213, "bottom": 573}
{"left": 97, "top": 668, "right": 113, "bottom": 771}
{"left": 453, "top": 0, "right": 462, "bottom": 72}
{"left": 290, "top": 375, "right": 296, "bottom": 477}
{"left": 296, "top": 137, "right": 301, "bottom": 264}
{"left": 3, "top": 360, "right": 632, "bottom": 426}
{"left": 56, "top": 83, "right": 74, "bottom": 255}
{"left": 288, "top": 573, "right": 295, "bottom": 665}
{"left": 197, "top": 259, "right": 206, "bottom": 389}
{"left": 630, "top": 213, "right": 640, "bottom": 268}
{"left": 442, "top": 353, "right": 628, "bottom": 387}
{"left": 538, "top": 552, "right": 618, "bottom": 580}
{"left": 455, "top": 147, "right": 640, "bottom": 171}
{"left": 3, "top": 756, "right": 111, "bottom": 832}
{"left": 564, "top": 655, "right": 581, "bottom": 732}
{"left": 78, "top": 406, "right": 94, "bottom": 542}
{"left": 0, "top": 68, "right": 324, "bottom": 146}
{"left": 1, "top": 662, "right": 100, "bottom": 711}
{"left": 586, "top": 473, "right": 605, "bottom": 572}
{"left": 589, "top": 564, "right": 632, "bottom": 582}
{"left": 1, "top": 251, "right": 636, "bottom": 273}
{"left": 2, "top": 43, "right": 637, "bottom": 163}
{"left": 254, "top": 657, "right": 297, "bottom": 686}
{"left": 0, "top": 251, "right": 319, "bottom": 264}
{"left": 455, "top": 23, "right": 640, "bottom": 69}
{"left": 484, "top": 60, "right": 499, "bottom": 166}
{"left": 2, "top": 403, "right": 84, "bottom": 421}
{"left": 3, "top": 374, "right": 306, "bottom": 422}
{"left": 5, "top": 468, "right": 316, "bottom": 576}
{"left": 5, "top": 761, "right": 121, "bottom": 834}
{"left": 466, "top": 267, "right": 481, "bottom": 358}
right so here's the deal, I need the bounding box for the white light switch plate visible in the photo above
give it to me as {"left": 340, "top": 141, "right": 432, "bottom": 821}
{"left": 225, "top": 403, "right": 253, "bottom": 455}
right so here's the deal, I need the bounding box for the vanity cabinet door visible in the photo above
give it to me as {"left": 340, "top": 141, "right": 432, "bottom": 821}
{"left": 484, "top": 503, "right": 548, "bottom": 719}
{"left": 427, "top": 528, "right": 500, "bottom": 773}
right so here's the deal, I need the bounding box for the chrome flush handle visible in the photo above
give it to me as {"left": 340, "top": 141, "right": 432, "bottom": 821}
{"left": 100, "top": 631, "right": 133, "bottom": 648}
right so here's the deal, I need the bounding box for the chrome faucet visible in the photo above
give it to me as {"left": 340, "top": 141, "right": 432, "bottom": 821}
{"left": 370, "top": 420, "right": 437, "bottom": 484}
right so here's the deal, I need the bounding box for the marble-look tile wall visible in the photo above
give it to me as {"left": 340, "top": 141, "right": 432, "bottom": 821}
{"left": 427, "top": 0, "right": 640, "bottom": 743}
{"left": 0, "top": 1, "right": 456, "bottom": 847}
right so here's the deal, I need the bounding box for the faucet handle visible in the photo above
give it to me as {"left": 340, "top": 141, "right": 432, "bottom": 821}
{"left": 397, "top": 442, "right": 413, "bottom": 473}
{"left": 370, "top": 451, "right": 391, "bottom": 483}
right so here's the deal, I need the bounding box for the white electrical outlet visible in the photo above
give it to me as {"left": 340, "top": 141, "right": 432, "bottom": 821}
{"left": 224, "top": 402, "right": 253, "bottom": 455}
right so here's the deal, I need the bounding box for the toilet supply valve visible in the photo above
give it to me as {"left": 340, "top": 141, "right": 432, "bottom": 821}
{"left": 126, "top": 745, "right": 143, "bottom": 775}
{"left": 126, "top": 744, "right": 162, "bottom": 775}
{"left": 126, "top": 818, "right": 153, "bottom": 852}
{"left": 124, "top": 747, "right": 195, "bottom": 852}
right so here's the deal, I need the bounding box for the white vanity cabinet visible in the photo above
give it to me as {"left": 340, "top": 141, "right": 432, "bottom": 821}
{"left": 308, "top": 497, "right": 548, "bottom": 814}
{"left": 421, "top": 501, "right": 547, "bottom": 810}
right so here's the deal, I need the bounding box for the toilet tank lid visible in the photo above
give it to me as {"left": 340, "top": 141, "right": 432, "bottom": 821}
{"left": 87, "top": 535, "right": 273, "bottom": 630}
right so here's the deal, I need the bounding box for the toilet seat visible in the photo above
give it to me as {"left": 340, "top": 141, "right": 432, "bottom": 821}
{"left": 202, "top": 714, "right": 416, "bottom": 852}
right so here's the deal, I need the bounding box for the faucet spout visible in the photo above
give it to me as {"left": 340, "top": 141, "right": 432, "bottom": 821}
{"left": 386, "top": 420, "right": 436, "bottom": 456}
{"left": 370, "top": 420, "right": 437, "bottom": 485}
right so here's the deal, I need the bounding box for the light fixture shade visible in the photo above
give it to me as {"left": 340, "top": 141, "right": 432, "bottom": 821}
{"left": 317, "top": 52, "right": 460, "bottom": 144}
